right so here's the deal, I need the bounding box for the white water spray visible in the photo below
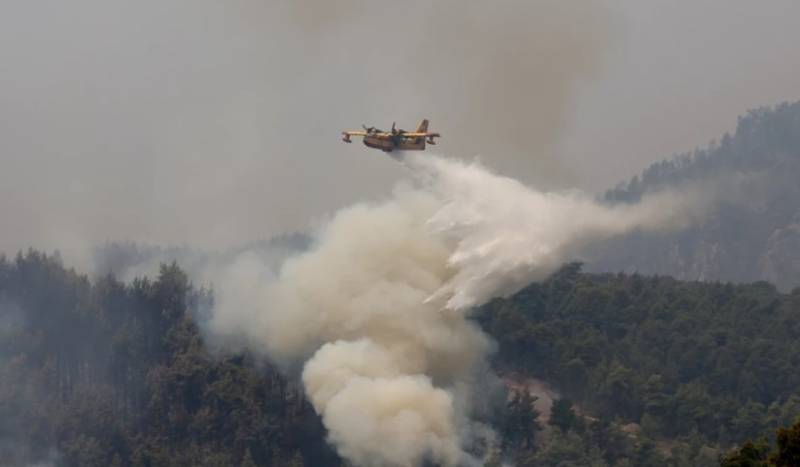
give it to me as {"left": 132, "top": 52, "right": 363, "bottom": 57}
{"left": 208, "top": 154, "right": 703, "bottom": 466}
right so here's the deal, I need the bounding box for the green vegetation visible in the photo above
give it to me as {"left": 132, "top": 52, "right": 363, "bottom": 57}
{"left": 720, "top": 418, "right": 800, "bottom": 466}
{"left": 501, "top": 390, "right": 542, "bottom": 451}
{"left": 0, "top": 250, "right": 335, "bottom": 467}
{"left": 2, "top": 254, "right": 799, "bottom": 466}
{"left": 549, "top": 398, "right": 577, "bottom": 434}
{"left": 480, "top": 263, "right": 800, "bottom": 465}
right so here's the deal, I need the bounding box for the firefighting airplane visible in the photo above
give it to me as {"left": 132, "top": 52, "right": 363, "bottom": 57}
{"left": 341, "top": 119, "right": 440, "bottom": 152}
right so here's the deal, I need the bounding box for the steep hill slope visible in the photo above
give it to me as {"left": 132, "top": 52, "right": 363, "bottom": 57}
{"left": 480, "top": 263, "right": 800, "bottom": 464}
{"left": 588, "top": 102, "right": 800, "bottom": 291}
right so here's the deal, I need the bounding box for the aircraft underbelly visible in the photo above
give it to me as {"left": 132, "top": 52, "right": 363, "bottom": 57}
{"left": 364, "top": 137, "right": 394, "bottom": 152}
{"left": 363, "top": 136, "right": 426, "bottom": 152}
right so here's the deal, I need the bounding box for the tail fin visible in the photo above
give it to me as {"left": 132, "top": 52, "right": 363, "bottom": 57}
{"left": 415, "top": 119, "right": 429, "bottom": 133}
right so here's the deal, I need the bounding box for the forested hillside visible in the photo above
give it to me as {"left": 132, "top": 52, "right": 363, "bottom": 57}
{"left": 0, "top": 251, "right": 336, "bottom": 467}
{"left": 480, "top": 263, "right": 800, "bottom": 465}
{"left": 3, "top": 252, "right": 799, "bottom": 466}
{"left": 590, "top": 101, "right": 800, "bottom": 291}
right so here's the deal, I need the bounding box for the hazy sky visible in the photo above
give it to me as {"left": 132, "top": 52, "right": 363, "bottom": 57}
{"left": 564, "top": 0, "right": 800, "bottom": 191}
{"left": 1, "top": 0, "right": 799, "bottom": 260}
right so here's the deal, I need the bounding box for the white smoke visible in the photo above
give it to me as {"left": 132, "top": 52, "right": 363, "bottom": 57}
{"left": 414, "top": 155, "right": 706, "bottom": 310}
{"left": 207, "top": 154, "right": 703, "bottom": 466}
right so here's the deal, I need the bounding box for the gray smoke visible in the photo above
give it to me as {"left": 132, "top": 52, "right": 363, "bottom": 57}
{"left": 285, "top": 0, "right": 610, "bottom": 183}
{"left": 0, "top": 0, "right": 609, "bottom": 261}
{"left": 207, "top": 154, "right": 704, "bottom": 466}
{"left": 90, "top": 234, "right": 309, "bottom": 284}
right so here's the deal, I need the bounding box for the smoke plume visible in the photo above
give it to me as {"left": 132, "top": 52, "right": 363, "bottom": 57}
{"left": 0, "top": 0, "right": 610, "bottom": 259}
{"left": 208, "top": 154, "right": 703, "bottom": 466}
{"left": 287, "top": 0, "right": 611, "bottom": 184}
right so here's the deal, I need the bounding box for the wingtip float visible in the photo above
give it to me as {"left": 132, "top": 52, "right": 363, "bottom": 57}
{"left": 342, "top": 119, "right": 441, "bottom": 153}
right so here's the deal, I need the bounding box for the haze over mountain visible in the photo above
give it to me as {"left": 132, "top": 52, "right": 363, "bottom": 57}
{"left": 3, "top": 1, "right": 800, "bottom": 265}
{"left": 92, "top": 102, "right": 800, "bottom": 297}
{"left": 3, "top": 2, "right": 800, "bottom": 466}
{"left": 586, "top": 102, "right": 800, "bottom": 292}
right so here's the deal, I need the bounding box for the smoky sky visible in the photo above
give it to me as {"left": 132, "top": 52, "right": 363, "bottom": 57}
{"left": 562, "top": 0, "right": 800, "bottom": 191}
{"left": 1, "top": 0, "right": 799, "bottom": 263}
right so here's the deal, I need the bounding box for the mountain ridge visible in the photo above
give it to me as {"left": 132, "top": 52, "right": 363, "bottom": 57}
{"left": 586, "top": 101, "right": 800, "bottom": 291}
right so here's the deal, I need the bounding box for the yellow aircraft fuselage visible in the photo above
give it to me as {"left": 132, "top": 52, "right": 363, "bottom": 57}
{"left": 342, "top": 119, "right": 440, "bottom": 153}
{"left": 362, "top": 133, "right": 427, "bottom": 152}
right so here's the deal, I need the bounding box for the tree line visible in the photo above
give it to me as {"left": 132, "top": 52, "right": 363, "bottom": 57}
{"left": 0, "top": 250, "right": 335, "bottom": 466}
{"left": 2, "top": 251, "right": 798, "bottom": 466}
{"left": 480, "top": 263, "right": 800, "bottom": 465}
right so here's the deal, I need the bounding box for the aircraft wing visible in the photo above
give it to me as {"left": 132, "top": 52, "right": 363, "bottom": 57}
{"left": 343, "top": 131, "right": 368, "bottom": 136}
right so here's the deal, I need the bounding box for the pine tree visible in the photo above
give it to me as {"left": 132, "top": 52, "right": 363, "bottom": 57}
{"left": 288, "top": 450, "right": 305, "bottom": 467}
{"left": 549, "top": 398, "right": 577, "bottom": 433}
{"left": 241, "top": 449, "right": 257, "bottom": 467}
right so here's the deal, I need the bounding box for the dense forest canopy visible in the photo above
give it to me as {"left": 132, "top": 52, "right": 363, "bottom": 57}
{"left": 2, "top": 251, "right": 799, "bottom": 466}
{"left": 0, "top": 251, "right": 335, "bottom": 467}
{"left": 481, "top": 263, "right": 800, "bottom": 464}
